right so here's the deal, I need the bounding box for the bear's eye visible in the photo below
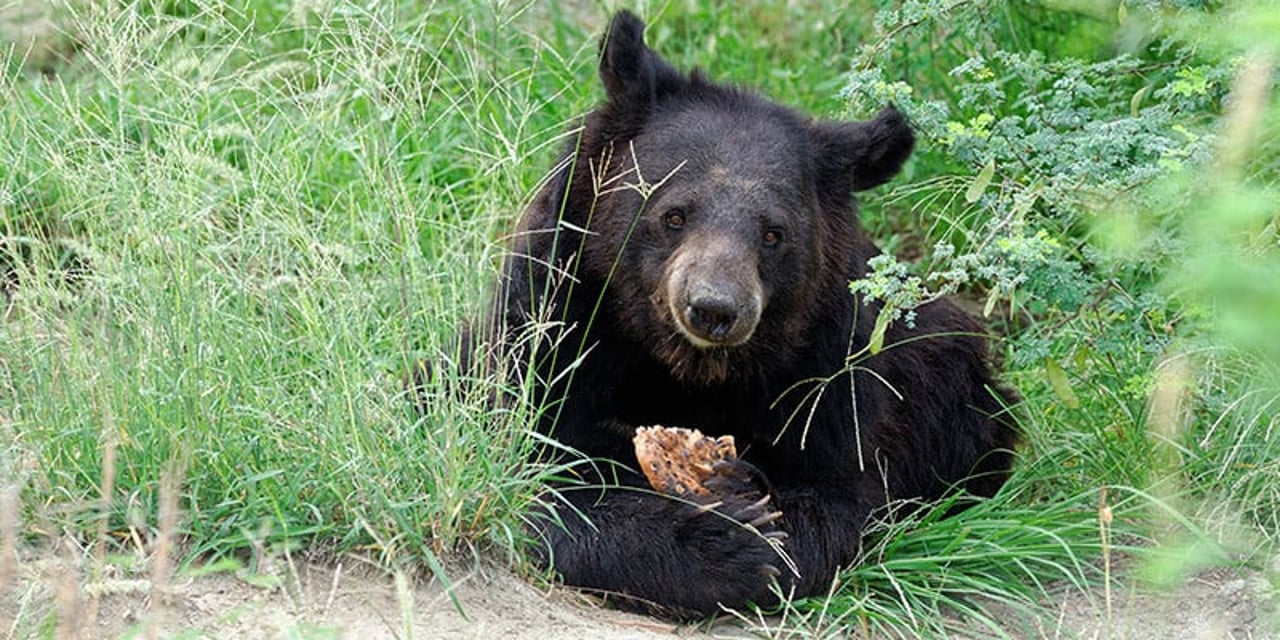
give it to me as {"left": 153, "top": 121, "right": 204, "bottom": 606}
{"left": 663, "top": 209, "right": 687, "bottom": 230}
{"left": 762, "top": 227, "right": 784, "bottom": 247}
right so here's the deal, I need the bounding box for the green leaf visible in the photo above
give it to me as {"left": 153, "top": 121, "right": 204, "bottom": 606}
{"left": 179, "top": 558, "right": 243, "bottom": 578}
{"left": 1074, "top": 346, "right": 1090, "bottom": 371}
{"left": 966, "top": 159, "right": 995, "bottom": 203}
{"left": 1045, "top": 357, "right": 1081, "bottom": 409}
{"left": 983, "top": 287, "right": 1000, "bottom": 318}
{"left": 869, "top": 305, "right": 893, "bottom": 355}
{"left": 1130, "top": 85, "right": 1150, "bottom": 117}
{"left": 240, "top": 571, "right": 283, "bottom": 589}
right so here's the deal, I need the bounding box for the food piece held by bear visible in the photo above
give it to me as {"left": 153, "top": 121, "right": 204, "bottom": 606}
{"left": 633, "top": 426, "right": 737, "bottom": 498}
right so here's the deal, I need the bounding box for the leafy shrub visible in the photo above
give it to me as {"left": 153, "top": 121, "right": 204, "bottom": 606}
{"left": 807, "top": 0, "right": 1280, "bottom": 631}
{"left": 839, "top": 0, "right": 1276, "bottom": 495}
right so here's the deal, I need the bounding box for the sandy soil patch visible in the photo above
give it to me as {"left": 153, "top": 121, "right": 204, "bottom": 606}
{"left": 2, "top": 549, "right": 1273, "bottom": 639}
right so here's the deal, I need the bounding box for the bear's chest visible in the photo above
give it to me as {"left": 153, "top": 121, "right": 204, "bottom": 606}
{"left": 610, "top": 370, "right": 776, "bottom": 440}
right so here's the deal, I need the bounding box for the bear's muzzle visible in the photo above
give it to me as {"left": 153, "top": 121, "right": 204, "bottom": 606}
{"left": 665, "top": 246, "right": 763, "bottom": 349}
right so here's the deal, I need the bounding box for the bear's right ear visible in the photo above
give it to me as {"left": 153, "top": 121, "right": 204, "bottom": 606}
{"left": 599, "top": 10, "right": 684, "bottom": 113}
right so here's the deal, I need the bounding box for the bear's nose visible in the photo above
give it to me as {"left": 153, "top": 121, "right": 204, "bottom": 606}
{"left": 686, "top": 296, "right": 739, "bottom": 343}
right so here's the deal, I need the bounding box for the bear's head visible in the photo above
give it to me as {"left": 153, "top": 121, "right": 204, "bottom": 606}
{"left": 566, "top": 11, "right": 914, "bottom": 386}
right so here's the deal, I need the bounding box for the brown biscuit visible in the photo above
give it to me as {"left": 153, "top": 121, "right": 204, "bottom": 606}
{"left": 632, "top": 426, "right": 737, "bottom": 498}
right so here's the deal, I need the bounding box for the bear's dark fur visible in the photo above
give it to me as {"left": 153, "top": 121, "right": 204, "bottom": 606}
{"left": 425, "top": 10, "right": 1019, "bottom": 618}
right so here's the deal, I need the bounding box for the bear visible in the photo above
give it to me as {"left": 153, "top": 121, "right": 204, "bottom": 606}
{"left": 421, "top": 10, "right": 1019, "bottom": 619}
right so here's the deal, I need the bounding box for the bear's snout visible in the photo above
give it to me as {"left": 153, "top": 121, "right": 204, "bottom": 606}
{"left": 686, "top": 293, "right": 740, "bottom": 343}
{"left": 665, "top": 250, "right": 763, "bottom": 349}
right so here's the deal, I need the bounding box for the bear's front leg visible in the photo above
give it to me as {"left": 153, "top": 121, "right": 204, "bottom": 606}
{"left": 768, "top": 485, "right": 877, "bottom": 598}
{"left": 531, "top": 466, "right": 789, "bottom": 618}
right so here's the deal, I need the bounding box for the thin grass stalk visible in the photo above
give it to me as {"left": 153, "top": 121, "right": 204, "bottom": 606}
{"left": 87, "top": 404, "right": 117, "bottom": 629}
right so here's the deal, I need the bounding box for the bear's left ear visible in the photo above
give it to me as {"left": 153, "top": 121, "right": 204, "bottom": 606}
{"left": 811, "top": 106, "right": 916, "bottom": 192}
{"left": 599, "top": 10, "right": 685, "bottom": 114}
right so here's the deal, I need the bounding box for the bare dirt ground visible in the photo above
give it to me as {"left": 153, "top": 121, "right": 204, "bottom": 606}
{"left": 976, "top": 566, "right": 1273, "bottom": 640}
{"left": 5, "top": 552, "right": 720, "bottom": 640}
{"left": 3, "top": 550, "right": 1274, "bottom": 640}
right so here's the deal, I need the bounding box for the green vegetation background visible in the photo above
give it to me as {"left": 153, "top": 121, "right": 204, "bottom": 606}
{"left": 1, "top": 0, "right": 1276, "bottom": 636}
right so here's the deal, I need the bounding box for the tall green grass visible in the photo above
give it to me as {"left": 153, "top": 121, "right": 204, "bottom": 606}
{"left": 0, "top": 0, "right": 597, "bottom": 572}
{"left": 0, "top": 0, "right": 881, "bottom": 560}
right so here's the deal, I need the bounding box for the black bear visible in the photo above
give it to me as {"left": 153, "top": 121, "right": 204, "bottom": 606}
{"left": 425, "top": 10, "right": 1018, "bottom": 618}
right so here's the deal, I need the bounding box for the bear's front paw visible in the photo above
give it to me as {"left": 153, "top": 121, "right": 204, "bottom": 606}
{"left": 701, "top": 458, "right": 770, "bottom": 500}
{"left": 722, "top": 494, "right": 786, "bottom": 534}
{"left": 699, "top": 458, "right": 787, "bottom": 542}
{"left": 679, "top": 484, "right": 792, "bottom": 606}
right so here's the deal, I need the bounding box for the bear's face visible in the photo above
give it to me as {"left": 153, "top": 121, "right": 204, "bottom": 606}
{"left": 571, "top": 11, "right": 914, "bottom": 386}
{"left": 585, "top": 102, "right": 824, "bottom": 384}
{"left": 638, "top": 115, "right": 810, "bottom": 351}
